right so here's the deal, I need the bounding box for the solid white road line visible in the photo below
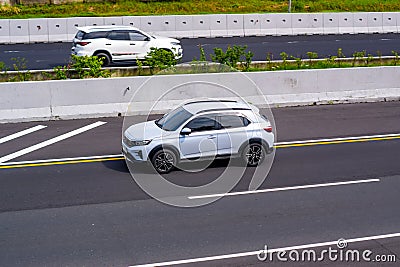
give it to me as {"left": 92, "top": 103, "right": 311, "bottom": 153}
{"left": 274, "top": 133, "right": 400, "bottom": 145}
{"left": 131, "top": 232, "right": 400, "bottom": 267}
{"left": 0, "top": 154, "right": 123, "bottom": 166}
{"left": 0, "top": 125, "right": 47, "bottom": 145}
{"left": 188, "top": 178, "right": 380, "bottom": 200}
{"left": 0, "top": 121, "right": 107, "bottom": 163}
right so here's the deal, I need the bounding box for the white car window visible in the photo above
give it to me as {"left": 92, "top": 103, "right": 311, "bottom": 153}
{"left": 129, "top": 31, "right": 148, "bottom": 41}
{"left": 219, "top": 115, "right": 250, "bottom": 129}
{"left": 186, "top": 116, "right": 219, "bottom": 132}
{"left": 108, "top": 31, "right": 130, "bottom": 41}
{"left": 82, "top": 31, "right": 110, "bottom": 40}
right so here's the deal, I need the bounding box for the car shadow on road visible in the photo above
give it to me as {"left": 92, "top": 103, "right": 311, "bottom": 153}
{"left": 102, "top": 157, "right": 249, "bottom": 174}
{"left": 101, "top": 159, "right": 130, "bottom": 173}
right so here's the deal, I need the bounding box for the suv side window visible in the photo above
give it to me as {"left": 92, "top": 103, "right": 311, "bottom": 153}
{"left": 219, "top": 115, "right": 250, "bottom": 129}
{"left": 129, "top": 31, "right": 148, "bottom": 41}
{"left": 186, "top": 116, "right": 218, "bottom": 132}
{"left": 83, "top": 31, "right": 109, "bottom": 40}
{"left": 108, "top": 31, "right": 130, "bottom": 41}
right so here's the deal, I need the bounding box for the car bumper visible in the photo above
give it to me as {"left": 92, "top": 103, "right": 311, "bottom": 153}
{"left": 71, "top": 48, "right": 92, "bottom": 57}
{"left": 122, "top": 142, "right": 149, "bottom": 162}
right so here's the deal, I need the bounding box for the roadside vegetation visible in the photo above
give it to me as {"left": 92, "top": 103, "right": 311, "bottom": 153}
{"left": 0, "top": 46, "right": 399, "bottom": 82}
{"left": 1, "top": 0, "right": 400, "bottom": 19}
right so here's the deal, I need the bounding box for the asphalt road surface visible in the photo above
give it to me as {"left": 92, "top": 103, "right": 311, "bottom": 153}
{"left": 0, "top": 101, "right": 400, "bottom": 266}
{"left": 0, "top": 33, "right": 400, "bottom": 70}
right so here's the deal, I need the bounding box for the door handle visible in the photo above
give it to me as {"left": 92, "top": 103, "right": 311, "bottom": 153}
{"left": 130, "top": 43, "right": 136, "bottom": 45}
{"left": 207, "top": 135, "right": 216, "bottom": 139}
{"left": 105, "top": 43, "right": 111, "bottom": 46}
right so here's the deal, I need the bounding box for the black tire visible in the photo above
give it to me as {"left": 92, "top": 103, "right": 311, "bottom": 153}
{"left": 94, "top": 52, "right": 111, "bottom": 67}
{"left": 242, "top": 143, "right": 266, "bottom": 167}
{"left": 151, "top": 149, "right": 177, "bottom": 174}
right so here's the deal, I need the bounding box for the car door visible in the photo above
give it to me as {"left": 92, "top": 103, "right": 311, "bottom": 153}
{"left": 179, "top": 115, "right": 219, "bottom": 159}
{"left": 217, "top": 114, "right": 251, "bottom": 155}
{"left": 127, "top": 30, "right": 151, "bottom": 59}
{"left": 106, "top": 30, "right": 135, "bottom": 61}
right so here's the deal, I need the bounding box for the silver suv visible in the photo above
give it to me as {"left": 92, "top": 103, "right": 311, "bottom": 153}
{"left": 71, "top": 25, "right": 183, "bottom": 66}
{"left": 122, "top": 100, "right": 274, "bottom": 174}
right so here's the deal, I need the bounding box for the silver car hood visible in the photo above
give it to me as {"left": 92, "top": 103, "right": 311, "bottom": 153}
{"left": 153, "top": 35, "right": 179, "bottom": 43}
{"left": 125, "top": 121, "right": 171, "bottom": 141}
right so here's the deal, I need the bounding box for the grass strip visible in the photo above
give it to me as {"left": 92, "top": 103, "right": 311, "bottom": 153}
{"left": 1, "top": 0, "right": 400, "bottom": 19}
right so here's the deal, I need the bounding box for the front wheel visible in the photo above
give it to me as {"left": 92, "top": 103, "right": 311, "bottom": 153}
{"left": 151, "top": 149, "right": 177, "bottom": 174}
{"left": 242, "top": 143, "right": 266, "bottom": 167}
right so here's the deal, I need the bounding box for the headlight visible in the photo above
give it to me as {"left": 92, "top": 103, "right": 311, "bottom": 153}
{"left": 123, "top": 136, "right": 152, "bottom": 147}
{"left": 131, "top": 140, "right": 152, "bottom": 146}
{"left": 171, "top": 42, "right": 180, "bottom": 46}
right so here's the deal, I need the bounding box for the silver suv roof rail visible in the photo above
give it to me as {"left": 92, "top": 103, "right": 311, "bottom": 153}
{"left": 196, "top": 107, "right": 251, "bottom": 114}
{"left": 183, "top": 100, "right": 238, "bottom": 106}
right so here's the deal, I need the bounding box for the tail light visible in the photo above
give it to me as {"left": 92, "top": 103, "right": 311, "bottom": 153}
{"left": 264, "top": 126, "right": 273, "bottom": 133}
{"left": 76, "top": 41, "right": 91, "bottom": 46}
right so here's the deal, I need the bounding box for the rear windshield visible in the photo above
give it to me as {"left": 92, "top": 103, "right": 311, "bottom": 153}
{"left": 75, "top": 30, "right": 110, "bottom": 40}
{"left": 74, "top": 30, "right": 85, "bottom": 40}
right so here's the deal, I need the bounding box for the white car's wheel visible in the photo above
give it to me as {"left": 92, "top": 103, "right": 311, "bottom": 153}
{"left": 151, "top": 149, "right": 177, "bottom": 174}
{"left": 242, "top": 143, "right": 266, "bottom": 167}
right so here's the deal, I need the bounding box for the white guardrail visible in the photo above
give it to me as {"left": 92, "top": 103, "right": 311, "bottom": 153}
{"left": 0, "top": 67, "right": 399, "bottom": 123}
{"left": 0, "top": 12, "right": 399, "bottom": 43}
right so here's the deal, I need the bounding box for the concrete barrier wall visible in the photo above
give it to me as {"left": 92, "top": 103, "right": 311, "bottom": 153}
{"left": 0, "top": 12, "right": 399, "bottom": 44}
{"left": 0, "top": 66, "right": 399, "bottom": 123}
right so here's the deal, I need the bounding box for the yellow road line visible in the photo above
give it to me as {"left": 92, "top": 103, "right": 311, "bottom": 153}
{"left": 0, "top": 134, "right": 399, "bottom": 169}
{"left": 0, "top": 157, "right": 124, "bottom": 169}
{"left": 274, "top": 135, "right": 400, "bottom": 148}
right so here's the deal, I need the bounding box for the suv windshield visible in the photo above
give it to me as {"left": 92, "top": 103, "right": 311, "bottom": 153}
{"left": 155, "top": 106, "right": 193, "bottom": 131}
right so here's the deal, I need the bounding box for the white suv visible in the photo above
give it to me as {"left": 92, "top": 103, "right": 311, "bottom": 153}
{"left": 71, "top": 25, "right": 183, "bottom": 66}
{"left": 122, "top": 100, "right": 274, "bottom": 174}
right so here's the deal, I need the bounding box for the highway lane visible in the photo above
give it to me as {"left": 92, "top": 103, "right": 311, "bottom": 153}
{"left": 0, "top": 175, "right": 399, "bottom": 266}
{"left": 0, "top": 101, "right": 399, "bottom": 266}
{"left": 1, "top": 101, "right": 399, "bottom": 162}
{"left": 1, "top": 33, "right": 400, "bottom": 70}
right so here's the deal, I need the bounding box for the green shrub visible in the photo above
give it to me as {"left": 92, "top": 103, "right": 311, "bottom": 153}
{"left": 10, "top": 57, "right": 31, "bottom": 82}
{"left": 392, "top": 51, "right": 399, "bottom": 66}
{"left": 210, "top": 45, "right": 253, "bottom": 70}
{"left": 0, "top": 61, "right": 6, "bottom": 72}
{"left": 352, "top": 51, "right": 366, "bottom": 67}
{"left": 280, "top": 52, "right": 288, "bottom": 69}
{"left": 0, "top": 5, "right": 20, "bottom": 16}
{"left": 144, "top": 47, "right": 177, "bottom": 74}
{"left": 54, "top": 66, "right": 69, "bottom": 80}
{"left": 71, "top": 55, "right": 110, "bottom": 78}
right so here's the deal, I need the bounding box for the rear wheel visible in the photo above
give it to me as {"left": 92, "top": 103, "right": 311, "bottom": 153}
{"left": 94, "top": 52, "right": 111, "bottom": 67}
{"left": 242, "top": 143, "right": 266, "bottom": 167}
{"left": 151, "top": 149, "right": 177, "bottom": 174}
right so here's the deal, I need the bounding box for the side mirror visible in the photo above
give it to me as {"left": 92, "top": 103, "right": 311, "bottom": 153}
{"left": 181, "top": 128, "right": 191, "bottom": 135}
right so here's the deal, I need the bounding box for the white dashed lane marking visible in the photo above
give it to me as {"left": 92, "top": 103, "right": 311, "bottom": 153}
{"left": 0, "top": 125, "right": 47, "bottom": 145}
{"left": 0, "top": 121, "right": 107, "bottom": 163}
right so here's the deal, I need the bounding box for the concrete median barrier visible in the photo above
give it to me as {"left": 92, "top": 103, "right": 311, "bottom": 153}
{"left": 1, "top": 12, "right": 400, "bottom": 43}
{"left": 0, "top": 66, "right": 399, "bottom": 123}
